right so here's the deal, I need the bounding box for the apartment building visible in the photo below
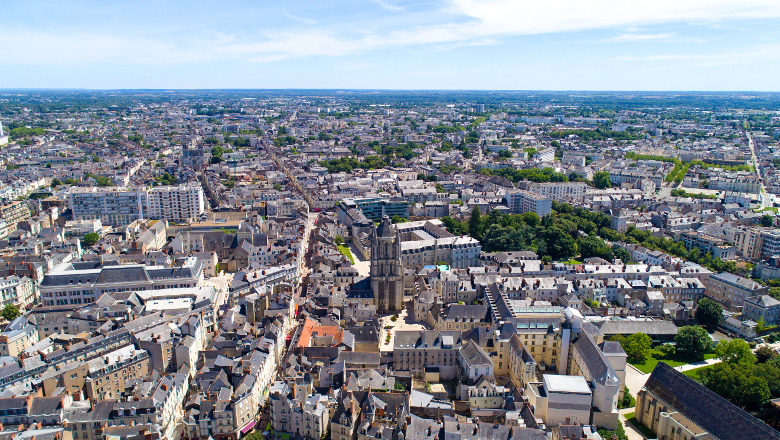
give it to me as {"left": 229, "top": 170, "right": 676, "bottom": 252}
{"left": 743, "top": 295, "right": 780, "bottom": 326}
{"left": 396, "top": 220, "right": 481, "bottom": 269}
{"left": 69, "top": 187, "right": 147, "bottom": 227}
{"left": 707, "top": 175, "right": 761, "bottom": 194}
{"left": 678, "top": 231, "right": 736, "bottom": 260}
{"left": 505, "top": 189, "right": 552, "bottom": 216}
{"left": 147, "top": 183, "right": 205, "bottom": 223}
{"left": 0, "top": 317, "right": 39, "bottom": 357}
{"left": 69, "top": 184, "right": 206, "bottom": 226}
{"left": 0, "top": 201, "right": 31, "bottom": 236}
{"left": 706, "top": 272, "right": 769, "bottom": 311}
{"left": 393, "top": 331, "right": 463, "bottom": 380}
{"left": 524, "top": 182, "right": 587, "bottom": 202}
{"left": 0, "top": 275, "right": 36, "bottom": 311}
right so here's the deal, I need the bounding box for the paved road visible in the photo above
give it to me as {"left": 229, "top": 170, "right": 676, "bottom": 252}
{"left": 747, "top": 132, "right": 771, "bottom": 208}
{"left": 348, "top": 242, "right": 370, "bottom": 276}
{"left": 203, "top": 272, "right": 234, "bottom": 310}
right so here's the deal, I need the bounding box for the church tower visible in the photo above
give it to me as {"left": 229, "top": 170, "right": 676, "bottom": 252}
{"left": 371, "top": 215, "right": 404, "bottom": 313}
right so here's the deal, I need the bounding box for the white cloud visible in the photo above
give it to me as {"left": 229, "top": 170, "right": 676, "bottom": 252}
{"left": 285, "top": 13, "right": 317, "bottom": 25}
{"left": 3, "top": 0, "right": 780, "bottom": 67}
{"left": 608, "top": 33, "right": 676, "bottom": 42}
{"left": 370, "top": 0, "right": 404, "bottom": 12}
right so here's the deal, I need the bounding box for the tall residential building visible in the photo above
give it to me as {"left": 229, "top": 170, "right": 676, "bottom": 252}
{"left": 505, "top": 189, "right": 552, "bottom": 216}
{"left": 525, "top": 182, "right": 587, "bottom": 202}
{"left": 69, "top": 187, "right": 147, "bottom": 227}
{"left": 370, "top": 215, "right": 404, "bottom": 313}
{"left": 147, "top": 183, "right": 205, "bottom": 223}
{"left": 0, "top": 122, "right": 8, "bottom": 146}
{"left": 0, "top": 201, "right": 31, "bottom": 234}
{"left": 68, "top": 184, "right": 206, "bottom": 226}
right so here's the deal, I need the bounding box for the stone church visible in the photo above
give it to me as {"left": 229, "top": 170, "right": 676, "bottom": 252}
{"left": 370, "top": 215, "right": 404, "bottom": 313}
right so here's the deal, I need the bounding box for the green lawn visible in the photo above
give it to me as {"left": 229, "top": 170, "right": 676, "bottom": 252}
{"left": 682, "top": 364, "right": 714, "bottom": 382}
{"left": 337, "top": 245, "right": 355, "bottom": 264}
{"left": 560, "top": 259, "right": 583, "bottom": 265}
{"left": 629, "top": 349, "right": 717, "bottom": 374}
{"left": 625, "top": 414, "right": 656, "bottom": 438}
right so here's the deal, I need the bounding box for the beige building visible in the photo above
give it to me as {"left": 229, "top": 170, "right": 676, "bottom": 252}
{"left": 706, "top": 272, "right": 768, "bottom": 311}
{"left": 0, "top": 200, "right": 31, "bottom": 234}
{"left": 636, "top": 363, "right": 780, "bottom": 440}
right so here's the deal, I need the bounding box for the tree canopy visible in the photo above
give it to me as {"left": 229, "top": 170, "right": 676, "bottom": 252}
{"left": 696, "top": 298, "right": 723, "bottom": 328}
{"left": 674, "top": 325, "right": 711, "bottom": 360}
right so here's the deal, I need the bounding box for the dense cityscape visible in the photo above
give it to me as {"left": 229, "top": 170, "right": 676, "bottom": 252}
{"left": 0, "top": 90, "right": 779, "bottom": 440}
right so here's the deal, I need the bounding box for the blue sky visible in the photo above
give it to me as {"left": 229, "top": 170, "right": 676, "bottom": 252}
{"left": 2, "top": 0, "right": 780, "bottom": 90}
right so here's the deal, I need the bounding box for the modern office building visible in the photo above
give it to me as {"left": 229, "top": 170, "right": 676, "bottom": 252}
{"left": 337, "top": 196, "right": 408, "bottom": 222}
{"left": 39, "top": 258, "right": 204, "bottom": 307}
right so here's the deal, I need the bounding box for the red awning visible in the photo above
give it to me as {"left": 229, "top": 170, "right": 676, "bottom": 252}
{"left": 240, "top": 421, "right": 257, "bottom": 434}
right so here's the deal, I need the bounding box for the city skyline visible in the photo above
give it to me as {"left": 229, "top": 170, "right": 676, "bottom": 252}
{"left": 2, "top": 0, "right": 780, "bottom": 90}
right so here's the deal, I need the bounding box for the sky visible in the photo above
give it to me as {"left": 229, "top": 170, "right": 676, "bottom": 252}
{"left": 1, "top": 0, "right": 780, "bottom": 90}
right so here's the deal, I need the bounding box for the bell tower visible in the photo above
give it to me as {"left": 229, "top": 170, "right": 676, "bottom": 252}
{"left": 370, "top": 215, "right": 403, "bottom": 313}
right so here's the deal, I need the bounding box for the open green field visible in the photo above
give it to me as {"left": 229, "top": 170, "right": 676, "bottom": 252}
{"left": 337, "top": 245, "right": 355, "bottom": 264}
{"left": 629, "top": 349, "right": 716, "bottom": 374}
{"left": 682, "top": 364, "right": 714, "bottom": 382}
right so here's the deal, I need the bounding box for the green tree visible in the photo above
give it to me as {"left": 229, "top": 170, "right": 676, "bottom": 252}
{"left": 540, "top": 226, "right": 578, "bottom": 260}
{"left": 1, "top": 304, "right": 20, "bottom": 322}
{"left": 674, "top": 325, "right": 711, "bottom": 360}
{"left": 622, "top": 333, "right": 652, "bottom": 362}
{"left": 468, "top": 206, "right": 482, "bottom": 239}
{"left": 334, "top": 235, "right": 344, "bottom": 246}
{"left": 273, "top": 183, "right": 282, "bottom": 191}
{"left": 756, "top": 345, "right": 777, "bottom": 363}
{"left": 715, "top": 339, "right": 756, "bottom": 366}
{"left": 521, "top": 212, "right": 540, "bottom": 227}
{"left": 696, "top": 298, "right": 723, "bottom": 328}
{"left": 83, "top": 232, "right": 100, "bottom": 246}
{"left": 761, "top": 215, "right": 774, "bottom": 227}
{"left": 593, "top": 171, "right": 612, "bottom": 189}
{"left": 738, "top": 376, "right": 771, "bottom": 409}
{"left": 614, "top": 247, "right": 632, "bottom": 263}
{"left": 51, "top": 178, "right": 62, "bottom": 187}
{"left": 391, "top": 215, "right": 408, "bottom": 224}
{"left": 579, "top": 235, "right": 613, "bottom": 260}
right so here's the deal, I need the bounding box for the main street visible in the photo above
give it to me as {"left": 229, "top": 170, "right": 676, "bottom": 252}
{"left": 747, "top": 132, "right": 771, "bottom": 209}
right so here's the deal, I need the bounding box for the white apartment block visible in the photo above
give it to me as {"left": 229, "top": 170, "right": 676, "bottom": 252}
{"left": 147, "top": 183, "right": 205, "bottom": 223}
{"left": 68, "top": 183, "right": 206, "bottom": 226}
{"left": 526, "top": 182, "right": 587, "bottom": 202}
{"left": 69, "top": 187, "right": 148, "bottom": 227}
{"left": 505, "top": 189, "right": 552, "bottom": 217}
{"left": 0, "top": 276, "right": 36, "bottom": 311}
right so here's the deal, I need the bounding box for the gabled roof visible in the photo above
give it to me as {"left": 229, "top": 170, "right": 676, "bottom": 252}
{"left": 644, "top": 363, "right": 780, "bottom": 440}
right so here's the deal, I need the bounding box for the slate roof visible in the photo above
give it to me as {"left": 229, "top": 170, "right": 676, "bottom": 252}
{"left": 572, "top": 332, "right": 620, "bottom": 387}
{"left": 597, "top": 319, "right": 678, "bottom": 336}
{"left": 644, "top": 362, "right": 780, "bottom": 440}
